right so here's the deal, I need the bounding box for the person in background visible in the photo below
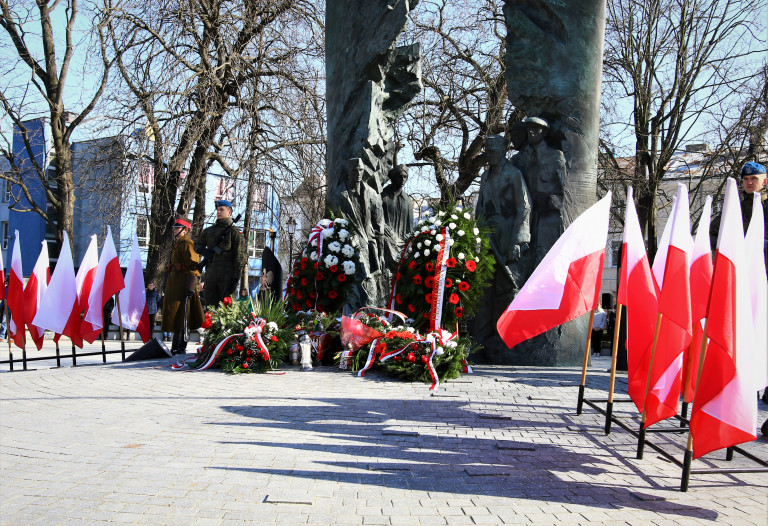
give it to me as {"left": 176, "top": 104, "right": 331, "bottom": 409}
{"left": 237, "top": 288, "right": 250, "bottom": 303}
{"left": 145, "top": 282, "right": 159, "bottom": 339}
{"left": 591, "top": 305, "right": 607, "bottom": 356}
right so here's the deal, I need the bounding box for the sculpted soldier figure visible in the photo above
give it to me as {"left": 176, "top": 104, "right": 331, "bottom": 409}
{"left": 472, "top": 134, "right": 531, "bottom": 358}
{"left": 195, "top": 199, "right": 248, "bottom": 307}
{"left": 328, "top": 157, "right": 386, "bottom": 307}
{"left": 512, "top": 117, "right": 566, "bottom": 265}
{"left": 162, "top": 217, "right": 204, "bottom": 355}
{"left": 381, "top": 164, "right": 414, "bottom": 269}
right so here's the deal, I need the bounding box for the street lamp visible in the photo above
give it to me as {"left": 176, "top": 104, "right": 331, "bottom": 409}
{"left": 287, "top": 218, "right": 297, "bottom": 270}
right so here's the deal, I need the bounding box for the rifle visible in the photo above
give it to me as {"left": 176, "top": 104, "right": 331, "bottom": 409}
{"left": 198, "top": 213, "right": 242, "bottom": 271}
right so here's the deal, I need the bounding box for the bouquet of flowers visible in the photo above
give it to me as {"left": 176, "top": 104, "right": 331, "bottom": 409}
{"left": 189, "top": 295, "right": 291, "bottom": 373}
{"left": 285, "top": 218, "right": 359, "bottom": 314}
{"left": 388, "top": 204, "right": 494, "bottom": 331}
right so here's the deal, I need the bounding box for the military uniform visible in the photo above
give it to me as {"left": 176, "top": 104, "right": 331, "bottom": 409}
{"left": 161, "top": 232, "right": 204, "bottom": 353}
{"left": 195, "top": 217, "right": 247, "bottom": 307}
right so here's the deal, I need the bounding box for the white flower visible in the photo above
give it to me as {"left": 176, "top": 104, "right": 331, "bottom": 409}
{"left": 414, "top": 252, "right": 420, "bottom": 258}
{"left": 438, "top": 211, "right": 446, "bottom": 217}
{"left": 447, "top": 239, "right": 455, "bottom": 246}
{"left": 267, "top": 322, "right": 278, "bottom": 332}
{"left": 458, "top": 252, "right": 465, "bottom": 259}
{"left": 319, "top": 219, "right": 331, "bottom": 227}
{"left": 475, "top": 256, "right": 480, "bottom": 262}
{"left": 457, "top": 230, "right": 465, "bottom": 237}
{"left": 342, "top": 260, "right": 356, "bottom": 275}
{"left": 434, "top": 347, "right": 444, "bottom": 355}
{"left": 464, "top": 212, "right": 471, "bottom": 219}
{"left": 417, "top": 242, "right": 422, "bottom": 249}
{"left": 309, "top": 251, "right": 318, "bottom": 261}
{"left": 430, "top": 229, "right": 436, "bottom": 236}
{"left": 435, "top": 233, "right": 444, "bottom": 242}
{"left": 445, "top": 340, "right": 458, "bottom": 349}
{"left": 476, "top": 238, "right": 481, "bottom": 243}
{"left": 322, "top": 227, "right": 335, "bottom": 239}
{"left": 449, "top": 222, "right": 457, "bottom": 229}
{"left": 424, "top": 239, "right": 431, "bottom": 247}
{"left": 338, "top": 229, "right": 349, "bottom": 241}
{"left": 421, "top": 225, "right": 429, "bottom": 233}
{"left": 424, "top": 249, "right": 431, "bottom": 256}
{"left": 407, "top": 327, "right": 416, "bottom": 333}
{"left": 473, "top": 227, "right": 479, "bottom": 235}
{"left": 334, "top": 218, "right": 348, "bottom": 227}
{"left": 328, "top": 241, "right": 341, "bottom": 253}
{"left": 455, "top": 205, "right": 463, "bottom": 211}
{"left": 451, "top": 214, "right": 458, "bottom": 220}
{"left": 341, "top": 244, "right": 354, "bottom": 257}
{"left": 324, "top": 254, "right": 339, "bottom": 268}
{"left": 244, "top": 326, "right": 256, "bottom": 338}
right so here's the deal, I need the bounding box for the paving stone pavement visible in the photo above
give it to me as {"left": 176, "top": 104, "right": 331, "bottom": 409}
{"left": 1, "top": 341, "right": 766, "bottom": 526}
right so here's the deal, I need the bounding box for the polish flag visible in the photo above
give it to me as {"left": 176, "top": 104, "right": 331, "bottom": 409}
{"left": 111, "top": 234, "right": 151, "bottom": 343}
{"left": 744, "top": 192, "right": 767, "bottom": 392}
{"left": 682, "top": 196, "right": 713, "bottom": 403}
{"left": 617, "top": 187, "right": 659, "bottom": 414}
{"left": 32, "top": 232, "right": 82, "bottom": 348}
{"left": 0, "top": 248, "right": 5, "bottom": 301}
{"left": 497, "top": 193, "right": 611, "bottom": 349}
{"left": 652, "top": 195, "right": 676, "bottom": 289}
{"left": 690, "top": 178, "right": 757, "bottom": 458}
{"left": 76, "top": 235, "right": 99, "bottom": 311}
{"left": 644, "top": 183, "right": 693, "bottom": 427}
{"left": 25, "top": 240, "right": 50, "bottom": 350}
{"left": 82, "top": 227, "right": 125, "bottom": 343}
{"left": 7, "top": 231, "right": 25, "bottom": 349}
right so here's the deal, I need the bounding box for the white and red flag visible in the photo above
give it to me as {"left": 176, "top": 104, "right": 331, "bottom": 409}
{"left": 76, "top": 235, "right": 99, "bottom": 310}
{"left": 112, "top": 234, "right": 151, "bottom": 343}
{"left": 82, "top": 227, "right": 125, "bottom": 343}
{"left": 618, "top": 187, "right": 659, "bottom": 414}
{"left": 652, "top": 195, "right": 676, "bottom": 287}
{"left": 644, "top": 183, "right": 693, "bottom": 427}
{"left": 744, "top": 192, "right": 767, "bottom": 393}
{"left": 7, "top": 231, "right": 25, "bottom": 349}
{"left": 32, "top": 232, "right": 83, "bottom": 348}
{"left": 496, "top": 193, "right": 611, "bottom": 349}
{"left": 683, "top": 196, "right": 713, "bottom": 403}
{"left": 25, "top": 240, "right": 51, "bottom": 350}
{"left": 690, "top": 178, "right": 757, "bottom": 458}
{"left": 0, "top": 246, "right": 5, "bottom": 301}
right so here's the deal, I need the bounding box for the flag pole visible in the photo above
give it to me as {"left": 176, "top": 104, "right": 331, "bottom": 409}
{"left": 71, "top": 341, "right": 77, "bottom": 367}
{"left": 55, "top": 339, "right": 61, "bottom": 368}
{"left": 115, "top": 295, "right": 126, "bottom": 361}
{"left": 605, "top": 303, "right": 624, "bottom": 434}
{"left": 100, "top": 325, "right": 106, "bottom": 363}
{"left": 681, "top": 318, "right": 709, "bottom": 491}
{"left": 680, "top": 332, "right": 699, "bottom": 426}
{"left": 576, "top": 308, "right": 596, "bottom": 415}
{"left": 5, "top": 305, "right": 13, "bottom": 372}
{"left": 637, "top": 311, "right": 663, "bottom": 459}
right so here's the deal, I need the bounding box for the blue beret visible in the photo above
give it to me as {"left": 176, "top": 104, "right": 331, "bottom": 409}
{"left": 215, "top": 200, "right": 233, "bottom": 209}
{"left": 741, "top": 162, "right": 766, "bottom": 176}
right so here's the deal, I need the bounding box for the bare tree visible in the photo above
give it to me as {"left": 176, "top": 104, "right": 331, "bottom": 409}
{"left": 601, "top": 0, "right": 768, "bottom": 258}
{"left": 0, "top": 0, "right": 114, "bottom": 248}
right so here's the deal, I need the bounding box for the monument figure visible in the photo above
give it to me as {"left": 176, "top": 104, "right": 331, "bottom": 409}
{"left": 381, "top": 164, "right": 414, "bottom": 270}
{"left": 471, "top": 135, "right": 531, "bottom": 361}
{"left": 512, "top": 117, "right": 566, "bottom": 266}
{"left": 328, "top": 157, "right": 385, "bottom": 309}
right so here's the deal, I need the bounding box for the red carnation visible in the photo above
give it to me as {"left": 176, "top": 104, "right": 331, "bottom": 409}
{"left": 310, "top": 291, "right": 317, "bottom": 299}
{"left": 395, "top": 294, "right": 403, "bottom": 305}
{"left": 465, "top": 260, "right": 477, "bottom": 272}
{"left": 421, "top": 355, "right": 429, "bottom": 364}
{"left": 408, "top": 304, "right": 416, "bottom": 313}
{"left": 425, "top": 293, "right": 433, "bottom": 304}
{"left": 227, "top": 349, "right": 233, "bottom": 355}
{"left": 328, "top": 290, "right": 338, "bottom": 299}
{"left": 330, "top": 265, "right": 338, "bottom": 273}
{"left": 246, "top": 350, "right": 254, "bottom": 356}
{"left": 271, "top": 335, "right": 279, "bottom": 342}
{"left": 301, "top": 257, "right": 308, "bottom": 265}
{"left": 449, "top": 293, "right": 459, "bottom": 304}
{"left": 413, "top": 275, "right": 422, "bottom": 285}
{"left": 314, "top": 262, "right": 320, "bottom": 269}
{"left": 446, "top": 257, "right": 457, "bottom": 268}
{"left": 294, "top": 270, "right": 300, "bottom": 277}
{"left": 306, "top": 299, "right": 312, "bottom": 307}
{"left": 406, "top": 352, "right": 416, "bottom": 363}
{"left": 393, "top": 355, "right": 402, "bottom": 362}
{"left": 445, "top": 278, "right": 453, "bottom": 288}
{"left": 424, "top": 276, "right": 435, "bottom": 288}
{"left": 242, "top": 363, "right": 249, "bottom": 369}
{"left": 375, "top": 342, "right": 387, "bottom": 354}
{"left": 300, "top": 263, "right": 306, "bottom": 271}
{"left": 316, "top": 272, "right": 325, "bottom": 280}
{"left": 408, "top": 261, "right": 418, "bottom": 270}
{"left": 425, "top": 262, "right": 435, "bottom": 273}
{"left": 301, "top": 278, "right": 308, "bottom": 286}
{"left": 455, "top": 307, "right": 464, "bottom": 318}
{"left": 201, "top": 318, "right": 212, "bottom": 329}
{"left": 223, "top": 296, "right": 232, "bottom": 306}
{"left": 458, "top": 281, "right": 470, "bottom": 292}
{"left": 423, "top": 313, "right": 430, "bottom": 319}
{"left": 297, "top": 291, "right": 304, "bottom": 299}
{"left": 337, "top": 274, "right": 347, "bottom": 282}
{"left": 236, "top": 344, "right": 244, "bottom": 351}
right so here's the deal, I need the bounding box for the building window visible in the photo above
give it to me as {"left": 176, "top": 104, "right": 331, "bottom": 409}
{"left": 136, "top": 215, "right": 150, "bottom": 247}
{"left": 248, "top": 229, "right": 266, "bottom": 259}
{"left": 610, "top": 240, "right": 622, "bottom": 268}
{"left": 138, "top": 164, "right": 154, "bottom": 193}
{"left": 1, "top": 222, "right": 7, "bottom": 249}
{"left": 2, "top": 178, "right": 9, "bottom": 202}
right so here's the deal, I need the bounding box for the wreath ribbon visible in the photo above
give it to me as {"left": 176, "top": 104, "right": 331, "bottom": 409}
{"left": 429, "top": 228, "right": 450, "bottom": 332}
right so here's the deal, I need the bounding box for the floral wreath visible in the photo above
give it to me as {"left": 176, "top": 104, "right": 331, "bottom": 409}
{"left": 285, "top": 218, "right": 359, "bottom": 314}
{"left": 387, "top": 204, "right": 494, "bottom": 331}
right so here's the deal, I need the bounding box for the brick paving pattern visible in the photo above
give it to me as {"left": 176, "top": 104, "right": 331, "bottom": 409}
{"left": 1, "top": 341, "right": 766, "bottom": 525}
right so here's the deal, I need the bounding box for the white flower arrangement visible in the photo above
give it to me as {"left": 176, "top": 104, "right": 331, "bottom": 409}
{"left": 451, "top": 214, "right": 458, "bottom": 220}
{"left": 449, "top": 222, "right": 457, "bottom": 229}
{"left": 267, "top": 321, "right": 278, "bottom": 333}
{"left": 473, "top": 227, "right": 480, "bottom": 235}
{"left": 435, "top": 233, "right": 444, "bottom": 242}
{"left": 464, "top": 212, "right": 471, "bottom": 219}
{"left": 457, "top": 230, "right": 465, "bottom": 237}
{"left": 424, "top": 239, "right": 431, "bottom": 247}
{"left": 458, "top": 252, "right": 465, "bottom": 259}
{"left": 414, "top": 252, "right": 420, "bottom": 258}
{"left": 319, "top": 219, "right": 332, "bottom": 227}
{"left": 338, "top": 229, "right": 349, "bottom": 241}
{"left": 424, "top": 249, "right": 431, "bottom": 256}
{"left": 309, "top": 251, "right": 318, "bottom": 261}
{"left": 324, "top": 254, "right": 339, "bottom": 268}
{"left": 342, "top": 260, "right": 356, "bottom": 275}
{"left": 322, "top": 227, "right": 335, "bottom": 239}
{"left": 328, "top": 241, "right": 341, "bottom": 253}
{"left": 342, "top": 244, "right": 354, "bottom": 257}
{"left": 334, "top": 218, "right": 348, "bottom": 227}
